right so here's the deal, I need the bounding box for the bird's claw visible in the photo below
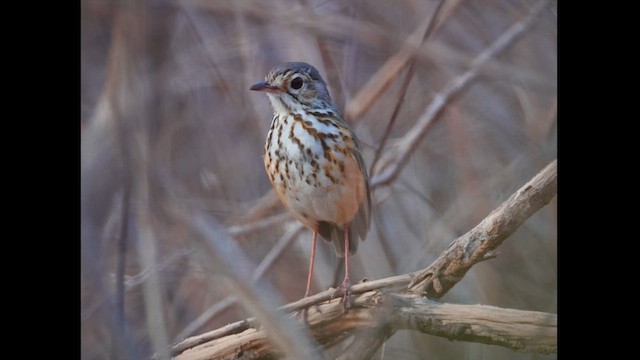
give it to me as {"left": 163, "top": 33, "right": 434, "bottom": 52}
{"left": 332, "top": 278, "right": 352, "bottom": 313}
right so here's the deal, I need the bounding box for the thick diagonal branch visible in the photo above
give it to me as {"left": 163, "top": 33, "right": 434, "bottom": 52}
{"left": 407, "top": 160, "right": 556, "bottom": 296}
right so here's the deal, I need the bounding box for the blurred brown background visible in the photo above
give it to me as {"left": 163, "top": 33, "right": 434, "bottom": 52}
{"left": 81, "top": 0, "right": 557, "bottom": 359}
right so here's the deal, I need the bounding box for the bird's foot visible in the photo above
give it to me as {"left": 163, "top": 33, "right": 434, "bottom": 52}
{"left": 332, "top": 277, "right": 352, "bottom": 313}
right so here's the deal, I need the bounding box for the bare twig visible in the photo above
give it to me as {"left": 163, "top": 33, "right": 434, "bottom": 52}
{"left": 170, "top": 318, "right": 259, "bottom": 357}
{"left": 279, "top": 273, "right": 412, "bottom": 313}
{"left": 173, "top": 293, "right": 556, "bottom": 359}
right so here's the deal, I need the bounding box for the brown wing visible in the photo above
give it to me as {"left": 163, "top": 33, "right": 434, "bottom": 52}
{"left": 318, "top": 125, "right": 371, "bottom": 256}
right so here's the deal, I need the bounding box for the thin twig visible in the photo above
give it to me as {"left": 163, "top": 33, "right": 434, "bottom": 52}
{"left": 169, "top": 318, "right": 259, "bottom": 357}
{"left": 280, "top": 273, "right": 413, "bottom": 313}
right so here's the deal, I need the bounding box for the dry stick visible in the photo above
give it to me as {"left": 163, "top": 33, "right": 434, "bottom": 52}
{"left": 173, "top": 293, "right": 556, "bottom": 359}
{"left": 171, "top": 318, "right": 259, "bottom": 357}
{"left": 171, "top": 159, "right": 557, "bottom": 357}
{"left": 371, "top": 0, "right": 553, "bottom": 188}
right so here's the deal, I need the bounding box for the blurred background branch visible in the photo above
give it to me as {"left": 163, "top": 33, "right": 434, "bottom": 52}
{"left": 371, "top": 0, "right": 551, "bottom": 188}
{"left": 82, "top": 0, "right": 556, "bottom": 358}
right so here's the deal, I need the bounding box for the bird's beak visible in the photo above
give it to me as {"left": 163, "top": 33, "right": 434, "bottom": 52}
{"left": 249, "top": 81, "right": 282, "bottom": 93}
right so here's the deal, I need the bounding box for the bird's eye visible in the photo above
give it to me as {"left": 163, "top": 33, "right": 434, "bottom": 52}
{"left": 290, "top": 77, "right": 304, "bottom": 90}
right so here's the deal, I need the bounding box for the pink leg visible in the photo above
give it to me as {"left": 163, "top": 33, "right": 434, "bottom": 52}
{"left": 339, "top": 224, "right": 351, "bottom": 311}
{"left": 297, "top": 231, "right": 318, "bottom": 321}
{"left": 304, "top": 231, "right": 318, "bottom": 298}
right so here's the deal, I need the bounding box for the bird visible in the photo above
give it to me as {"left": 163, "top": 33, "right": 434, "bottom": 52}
{"left": 250, "top": 62, "right": 371, "bottom": 312}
